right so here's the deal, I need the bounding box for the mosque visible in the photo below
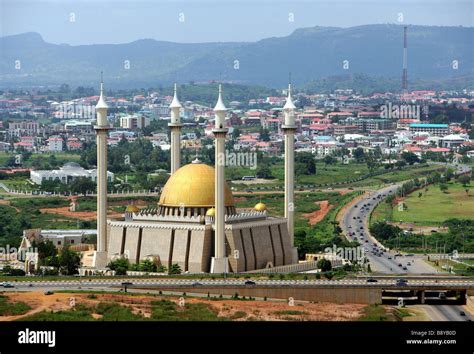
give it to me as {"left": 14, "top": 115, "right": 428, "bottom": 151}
{"left": 92, "top": 81, "right": 298, "bottom": 273}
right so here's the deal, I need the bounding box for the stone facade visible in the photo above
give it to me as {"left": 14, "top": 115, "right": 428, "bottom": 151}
{"left": 107, "top": 217, "right": 294, "bottom": 273}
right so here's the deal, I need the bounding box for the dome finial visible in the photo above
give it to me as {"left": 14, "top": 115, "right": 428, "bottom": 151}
{"left": 214, "top": 84, "right": 227, "bottom": 112}
{"left": 96, "top": 72, "right": 108, "bottom": 109}
{"left": 170, "top": 82, "right": 182, "bottom": 109}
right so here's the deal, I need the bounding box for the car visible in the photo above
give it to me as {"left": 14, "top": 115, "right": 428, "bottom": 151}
{"left": 192, "top": 282, "right": 203, "bottom": 286}
{"left": 402, "top": 266, "right": 408, "bottom": 271}
{"left": 245, "top": 280, "right": 256, "bottom": 285}
{"left": 438, "top": 293, "right": 446, "bottom": 299}
{"left": 3, "top": 283, "right": 14, "bottom": 288}
{"left": 366, "top": 278, "right": 378, "bottom": 283}
{"left": 460, "top": 311, "right": 466, "bottom": 316}
{"left": 406, "top": 253, "right": 414, "bottom": 257}
{"left": 360, "top": 227, "right": 363, "bottom": 230}
{"left": 398, "top": 263, "right": 403, "bottom": 267}
{"left": 0, "top": 282, "right": 4, "bottom": 287}
{"left": 365, "top": 240, "right": 369, "bottom": 243}
{"left": 121, "top": 282, "right": 133, "bottom": 287}
{"left": 387, "top": 257, "right": 392, "bottom": 260}
{"left": 44, "top": 290, "right": 54, "bottom": 295}
{"left": 407, "top": 262, "right": 411, "bottom": 266}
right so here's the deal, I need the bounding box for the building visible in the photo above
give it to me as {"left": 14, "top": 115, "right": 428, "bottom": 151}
{"left": 106, "top": 163, "right": 295, "bottom": 272}
{"left": 47, "top": 137, "right": 64, "bottom": 152}
{"left": 30, "top": 162, "right": 114, "bottom": 185}
{"left": 96, "top": 84, "right": 297, "bottom": 274}
{"left": 119, "top": 114, "right": 150, "bottom": 129}
{"left": 355, "top": 119, "right": 395, "bottom": 133}
{"left": 7, "top": 120, "right": 39, "bottom": 137}
{"left": 409, "top": 123, "right": 449, "bottom": 137}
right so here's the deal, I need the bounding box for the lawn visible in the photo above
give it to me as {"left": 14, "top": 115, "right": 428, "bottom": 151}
{"left": 392, "top": 182, "right": 474, "bottom": 226}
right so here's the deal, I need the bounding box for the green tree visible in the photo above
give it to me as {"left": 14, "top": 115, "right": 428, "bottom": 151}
{"left": 401, "top": 151, "right": 420, "bottom": 165}
{"left": 58, "top": 246, "right": 81, "bottom": 275}
{"left": 457, "top": 174, "right": 471, "bottom": 187}
{"left": 256, "top": 165, "right": 273, "bottom": 179}
{"left": 107, "top": 257, "right": 130, "bottom": 275}
{"left": 70, "top": 177, "right": 96, "bottom": 195}
{"left": 168, "top": 264, "right": 182, "bottom": 275}
{"left": 317, "top": 258, "right": 332, "bottom": 272}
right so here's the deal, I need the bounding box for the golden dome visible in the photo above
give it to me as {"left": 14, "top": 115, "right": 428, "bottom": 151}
{"left": 206, "top": 208, "right": 216, "bottom": 217}
{"left": 159, "top": 163, "right": 234, "bottom": 207}
{"left": 254, "top": 202, "right": 267, "bottom": 211}
{"left": 125, "top": 205, "right": 140, "bottom": 213}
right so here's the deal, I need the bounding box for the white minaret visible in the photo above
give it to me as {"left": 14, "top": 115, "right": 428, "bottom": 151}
{"left": 282, "top": 83, "right": 298, "bottom": 263}
{"left": 93, "top": 75, "right": 110, "bottom": 268}
{"left": 168, "top": 83, "right": 183, "bottom": 174}
{"left": 210, "top": 84, "right": 229, "bottom": 273}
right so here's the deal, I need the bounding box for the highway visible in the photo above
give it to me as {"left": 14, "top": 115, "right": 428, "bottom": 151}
{"left": 340, "top": 162, "right": 472, "bottom": 274}
{"left": 2, "top": 278, "right": 474, "bottom": 289}
{"left": 418, "top": 305, "right": 472, "bottom": 321}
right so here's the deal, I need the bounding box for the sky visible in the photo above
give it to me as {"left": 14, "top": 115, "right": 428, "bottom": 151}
{"left": 0, "top": 0, "right": 472, "bottom": 45}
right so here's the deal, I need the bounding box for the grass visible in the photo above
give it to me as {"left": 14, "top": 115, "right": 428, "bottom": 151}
{"left": 18, "top": 299, "right": 224, "bottom": 321}
{"left": 272, "top": 310, "right": 308, "bottom": 316}
{"left": 0, "top": 295, "right": 31, "bottom": 316}
{"left": 358, "top": 304, "right": 392, "bottom": 321}
{"left": 383, "top": 182, "right": 474, "bottom": 226}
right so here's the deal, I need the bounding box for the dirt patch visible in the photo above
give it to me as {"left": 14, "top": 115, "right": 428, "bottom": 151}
{"left": 233, "top": 196, "right": 248, "bottom": 202}
{"left": 0, "top": 292, "right": 367, "bottom": 321}
{"left": 40, "top": 206, "right": 123, "bottom": 221}
{"left": 303, "top": 200, "right": 333, "bottom": 226}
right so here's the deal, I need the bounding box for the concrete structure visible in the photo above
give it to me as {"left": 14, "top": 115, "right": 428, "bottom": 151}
{"left": 47, "top": 137, "right": 63, "bottom": 152}
{"left": 93, "top": 82, "right": 297, "bottom": 274}
{"left": 282, "top": 83, "right": 297, "bottom": 263}
{"left": 30, "top": 162, "right": 114, "bottom": 185}
{"left": 105, "top": 162, "right": 295, "bottom": 272}
{"left": 119, "top": 114, "right": 150, "bottom": 129}
{"left": 93, "top": 78, "right": 110, "bottom": 268}
{"left": 168, "top": 84, "right": 183, "bottom": 174}
{"left": 409, "top": 123, "right": 449, "bottom": 137}
{"left": 211, "top": 85, "right": 229, "bottom": 273}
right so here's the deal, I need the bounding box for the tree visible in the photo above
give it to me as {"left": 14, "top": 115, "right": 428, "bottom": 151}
{"left": 317, "top": 258, "right": 332, "bottom": 272}
{"left": 353, "top": 148, "right": 365, "bottom": 162}
{"left": 322, "top": 155, "right": 336, "bottom": 166}
{"left": 395, "top": 160, "right": 407, "bottom": 170}
{"left": 256, "top": 165, "right": 273, "bottom": 179}
{"left": 457, "top": 174, "right": 471, "bottom": 187}
{"left": 295, "top": 152, "right": 316, "bottom": 175}
{"left": 401, "top": 151, "right": 420, "bottom": 165}
{"left": 439, "top": 184, "right": 448, "bottom": 193}
{"left": 58, "top": 246, "right": 81, "bottom": 275}
{"left": 70, "top": 177, "right": 96, "bottom": 195}
{"left": 107, "top": 257, "right": 130, "bottom": 275}
{"left": 139, "top": 259, "right": 157, "bottom": 272}
{"left": 168, "top": 263, "right": 182, "bottom": 275}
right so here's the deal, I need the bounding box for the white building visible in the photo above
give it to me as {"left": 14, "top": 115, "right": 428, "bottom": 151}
{"left": 48, "top": 137, "right": 63, "bottom": 152}
{"left": 30, "top": 162, "right": 114, "bottom": 185}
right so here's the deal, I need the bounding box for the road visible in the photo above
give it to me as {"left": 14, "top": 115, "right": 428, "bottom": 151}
{"left": 418, "top": 305, "right": 472, "bottom": 321}
{"left": 340, "top": 163, "right": 472, "bottom": 274}
{"left": 2, "top": 278, "right": 474, "bottom": 289}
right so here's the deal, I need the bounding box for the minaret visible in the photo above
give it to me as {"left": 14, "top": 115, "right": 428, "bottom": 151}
{"left": 93, "top": 74, "right": 110, "bottom": 268}
{"left": 282, "top": 83, "right": 298, "bottom": 263}
{"left": 210, "top": 84, "right": 229, "bottom": 273}
{"left": 168, "top": 83, "right": 183, "bottom": 174}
